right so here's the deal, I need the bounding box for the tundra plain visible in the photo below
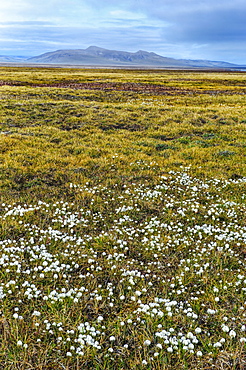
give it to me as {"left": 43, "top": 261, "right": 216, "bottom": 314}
{"left": 0, "top": 67, "right": 246, "bottom": 369}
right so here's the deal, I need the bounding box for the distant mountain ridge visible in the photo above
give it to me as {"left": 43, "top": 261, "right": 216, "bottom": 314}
{"left": 26, "top": 46, "right": 239, "bottom": 68}
{"left": 0, "top": 46, "right": 244, "bottom": 68}
{"left": 0, "top": 55, "right": 26, "bottom": 62}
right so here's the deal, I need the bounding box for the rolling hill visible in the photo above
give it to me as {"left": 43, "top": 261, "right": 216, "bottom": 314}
{"left": 0, "top": 55, "right": 27, "bottom": 62}
{"left": 26, "top": 46, "right": 240, "bottom": 68}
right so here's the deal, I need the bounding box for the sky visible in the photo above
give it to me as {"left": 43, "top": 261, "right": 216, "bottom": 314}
{"left": 0, "top": 0, "right": 245, "bottom": 64}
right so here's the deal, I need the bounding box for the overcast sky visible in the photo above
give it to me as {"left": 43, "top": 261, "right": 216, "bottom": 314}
{"left": 0, "top": 0, "right": 245, "bottom": 64}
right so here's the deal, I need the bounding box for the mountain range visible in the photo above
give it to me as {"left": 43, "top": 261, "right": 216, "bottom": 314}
{"left": 0, "top": 46, "right": 244, "bottom": 69}
{"left": 0, "top": 55, "right": 27, "bottom": 62}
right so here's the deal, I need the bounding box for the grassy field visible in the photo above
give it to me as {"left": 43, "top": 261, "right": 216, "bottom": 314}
{"left": 0, "top": 67, "right": 246, "bottom": 369}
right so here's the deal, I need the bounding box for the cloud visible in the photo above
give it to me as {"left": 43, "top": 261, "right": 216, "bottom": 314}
{"left": 0, "top": 0, "right": 245, "bottom": 63}
{"left": 86, "top": 0, "right": 246, "bottom": 44}
{"left": 109, "top": 10, "right": 144, "bottom": 20}
{"left": 0, "top": 23, "right": 164, "bottom": 56}
{"left": 89, "top": 0, "right": 246, "bottom": 63}
{"left": 160, "top": 7, "right": 246, "bottom": 44}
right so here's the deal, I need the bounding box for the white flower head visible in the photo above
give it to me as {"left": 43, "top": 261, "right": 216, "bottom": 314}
{"left": 144, "top": 340, "right": 151, "bottom": 346}
{"left": 229, "top": 330, "right": 236, "bottom": 338}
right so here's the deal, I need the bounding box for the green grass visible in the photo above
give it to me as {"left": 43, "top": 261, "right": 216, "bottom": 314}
{"left": 0, "top": 67, "right": 246, "bottom": 369}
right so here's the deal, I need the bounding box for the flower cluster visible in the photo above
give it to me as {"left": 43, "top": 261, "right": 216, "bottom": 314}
{"left": 0, "top": 167, "right": 246, "bottom": 366}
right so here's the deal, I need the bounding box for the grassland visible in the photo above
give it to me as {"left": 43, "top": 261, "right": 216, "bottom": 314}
{"left": 0, "top": 67, "right": 246, "bottom": 369}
